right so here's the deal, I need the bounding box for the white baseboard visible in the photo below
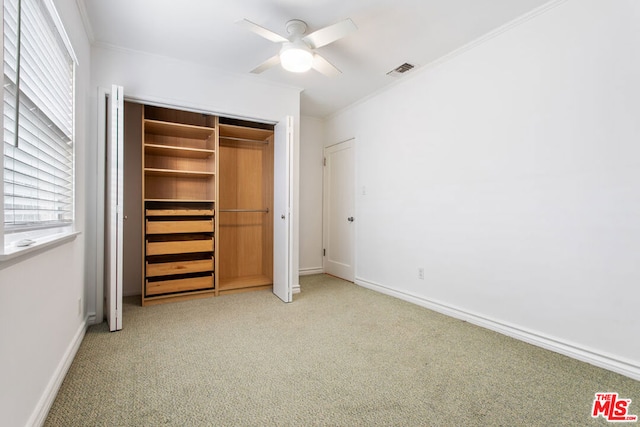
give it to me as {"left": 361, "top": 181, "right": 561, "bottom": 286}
{"left": 355, "top": 277, "right": 640, "bottom": 381}
{"left": 299, "top": 267, "right": 323, "bottom": 276}
{"left": 28, "top": 318, "right": 88, "bottom": 427}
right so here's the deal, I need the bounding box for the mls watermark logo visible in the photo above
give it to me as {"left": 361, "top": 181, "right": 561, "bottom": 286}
{"left": 592, "top": 393, "right": 638, "bottom": 422}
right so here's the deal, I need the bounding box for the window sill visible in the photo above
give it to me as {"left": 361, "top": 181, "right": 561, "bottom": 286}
{"left": 0, "top": 231, "right": 81, "bottom": 264}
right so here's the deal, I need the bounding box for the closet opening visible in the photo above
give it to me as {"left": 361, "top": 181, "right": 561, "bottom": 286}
{"left": 113, "top": 102, "right": 276, "bottom": 307}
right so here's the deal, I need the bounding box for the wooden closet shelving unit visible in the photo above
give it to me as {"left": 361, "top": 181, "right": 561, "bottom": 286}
{"left": 218, "top": 122, "right": 274, "bottom": 295}
{"left": 137, "top": 105, "right": 276, "bottom": 305}
{"left": 141, "top": 107, "right": 218, "bottom": 306}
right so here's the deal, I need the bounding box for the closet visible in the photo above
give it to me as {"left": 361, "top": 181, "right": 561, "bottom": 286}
{"left": 139, "top": 105, "right": 274, "bottom": 305}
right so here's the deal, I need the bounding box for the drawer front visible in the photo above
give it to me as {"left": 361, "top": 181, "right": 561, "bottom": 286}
{"left": 146, "top": 259, "right": 213, "bottom": 277}
{"left": 146, "top": 275, "right": 213, "bottom": 296}
{"left": 146, "top": 219, "right": 213, "bottom": 234}
{"left": 146, "top": 239, "right": 213, "bottom": 256}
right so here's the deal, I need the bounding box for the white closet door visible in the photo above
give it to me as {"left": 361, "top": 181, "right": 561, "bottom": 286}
{"left": 323, "top": 139, "right": 355, "bottom": 281}
{"left": 273, "top": 116, "right": 294, "bottom": 302}
{"left": 105, "top": 85, "right": 124, "bottom": 331}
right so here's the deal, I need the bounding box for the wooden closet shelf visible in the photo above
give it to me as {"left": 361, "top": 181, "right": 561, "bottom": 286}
{"left": 144, "top": 168, "right": 215, "bottom": 178}
{"left": 219, "top": 136, "right": 269, "bottom": 144}
{"left": 219, "top": 123, "right": 273, "bottom": 142}
{"left": 145, "top": 119, "right": 215, "bottom": 140}
{"left": 146, "top": 208, "right": 214, "bottom": 216}
{"left": 144, "top": 143, "right": 214, "bottom": 158}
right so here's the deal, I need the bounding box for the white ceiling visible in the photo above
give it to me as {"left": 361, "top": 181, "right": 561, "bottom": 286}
{"left": 82, "top": 0, "right": 551, "bottom": 118}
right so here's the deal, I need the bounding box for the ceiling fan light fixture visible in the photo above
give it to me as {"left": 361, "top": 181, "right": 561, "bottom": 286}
{"left": 239, "top": 18, "right": 356, "bottom": 76}
{"left": 280, "top": 42, "right": 313, "bottom": 73}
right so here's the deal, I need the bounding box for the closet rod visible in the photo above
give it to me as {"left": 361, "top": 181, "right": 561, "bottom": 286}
{"left": 219, "top": 136, "right": 269, "bottom": 144}
{"left": 219, "top": 208, "right": 269, "bottom": 213}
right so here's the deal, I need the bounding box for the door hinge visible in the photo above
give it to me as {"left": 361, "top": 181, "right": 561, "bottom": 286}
{"left": 323, "top": 157, "right": 326, "bottom": 166}
{"left": 323, "top": 248, "right": 326, "bottom": 256}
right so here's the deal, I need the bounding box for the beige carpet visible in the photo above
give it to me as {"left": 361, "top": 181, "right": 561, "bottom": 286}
{"left": 45, "top": 274, "right": 639, "bottom": 426}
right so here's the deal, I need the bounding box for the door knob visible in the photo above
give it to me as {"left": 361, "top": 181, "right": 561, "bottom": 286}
{"left": 347, "top": 217, "right": 354, "bottom": 222}
{"left": 281, "top": 214, "right": 286, "bottom": 219}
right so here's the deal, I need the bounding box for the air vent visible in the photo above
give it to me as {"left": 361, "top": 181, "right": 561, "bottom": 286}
{"left": 386, "top": 62, "right": 415, "bottom": 77}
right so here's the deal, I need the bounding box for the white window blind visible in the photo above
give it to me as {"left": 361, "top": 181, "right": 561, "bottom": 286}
{"left": 3, "top": 0, "right": 75, "bottom": 233}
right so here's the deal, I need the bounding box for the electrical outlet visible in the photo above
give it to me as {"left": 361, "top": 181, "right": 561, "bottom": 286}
{"left": 418, "top": 268, "right": 424, "bottom": 280}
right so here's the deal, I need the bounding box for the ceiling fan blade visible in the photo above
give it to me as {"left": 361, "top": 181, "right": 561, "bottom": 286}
{"left": 237, "top": 19, "right": 288, "bottom": 43}
{"left": 303, "top": 18, "right": 357, "bottom": 49}
{"left": 251, "top": 55, "right": 281, "bottom": 74}
{"left": 312, "top": 53, "right": 341, "bottom": 77}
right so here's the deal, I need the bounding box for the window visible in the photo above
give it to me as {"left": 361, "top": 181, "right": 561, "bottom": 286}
{"left": 2, "top": 0, "right": 77, "bottom": 255}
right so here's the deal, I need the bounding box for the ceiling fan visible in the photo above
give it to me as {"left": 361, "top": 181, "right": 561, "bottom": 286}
{"left": 237, "top": 18, "right": 357, "bottom": 76}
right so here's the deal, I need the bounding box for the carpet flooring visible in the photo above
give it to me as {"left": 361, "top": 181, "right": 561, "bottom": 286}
{"left": 44, "top": 274, "right": 639, "bottom": 426}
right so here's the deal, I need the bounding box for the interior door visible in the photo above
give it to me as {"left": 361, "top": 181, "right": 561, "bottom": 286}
{"left": 105, "top": 84, "right": 124, "bottom": 331}
{"left": 323, "top": 139, "right": 355, "bottom": 281}
{"left": 273, "top": 116, "right": 294, "bottom": 302}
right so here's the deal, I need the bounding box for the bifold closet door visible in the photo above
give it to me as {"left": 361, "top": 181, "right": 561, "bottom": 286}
{"left": 218, "top": 137, "right": 274, "bottom": 291}
{"left": 272, "top": 117, "right": 293, "bottom": 303}
{"left": 106, "top": 84, "right": 124, "bottom": 331}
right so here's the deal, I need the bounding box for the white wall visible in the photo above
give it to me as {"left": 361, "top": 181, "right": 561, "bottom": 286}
{"left": 326, "top": 0, "right": 640, "bottom": 379}
{"left": 299, "top": 116, "right": 325, "bottom": 275}
{"left": 90, "top": 44, "right": 301, "bottom": 123}
{"left": 0, "top": 0, "right": 92, "bottom": 425}
{"left": 85, "top": 45, "right": 302, "bottom": 318}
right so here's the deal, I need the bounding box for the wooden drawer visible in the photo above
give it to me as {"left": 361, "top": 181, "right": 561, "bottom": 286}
{"left": 146, "top": 275, "right": 213, "bottom": 296}
{"left": 146, "top": 219, "right": 213, "bottom": 234}
{"left": 146, "top": 258, "right": 213, "bottom": 277}
{"left": 146, "top": 239, "right": 213, "bottom": 256}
